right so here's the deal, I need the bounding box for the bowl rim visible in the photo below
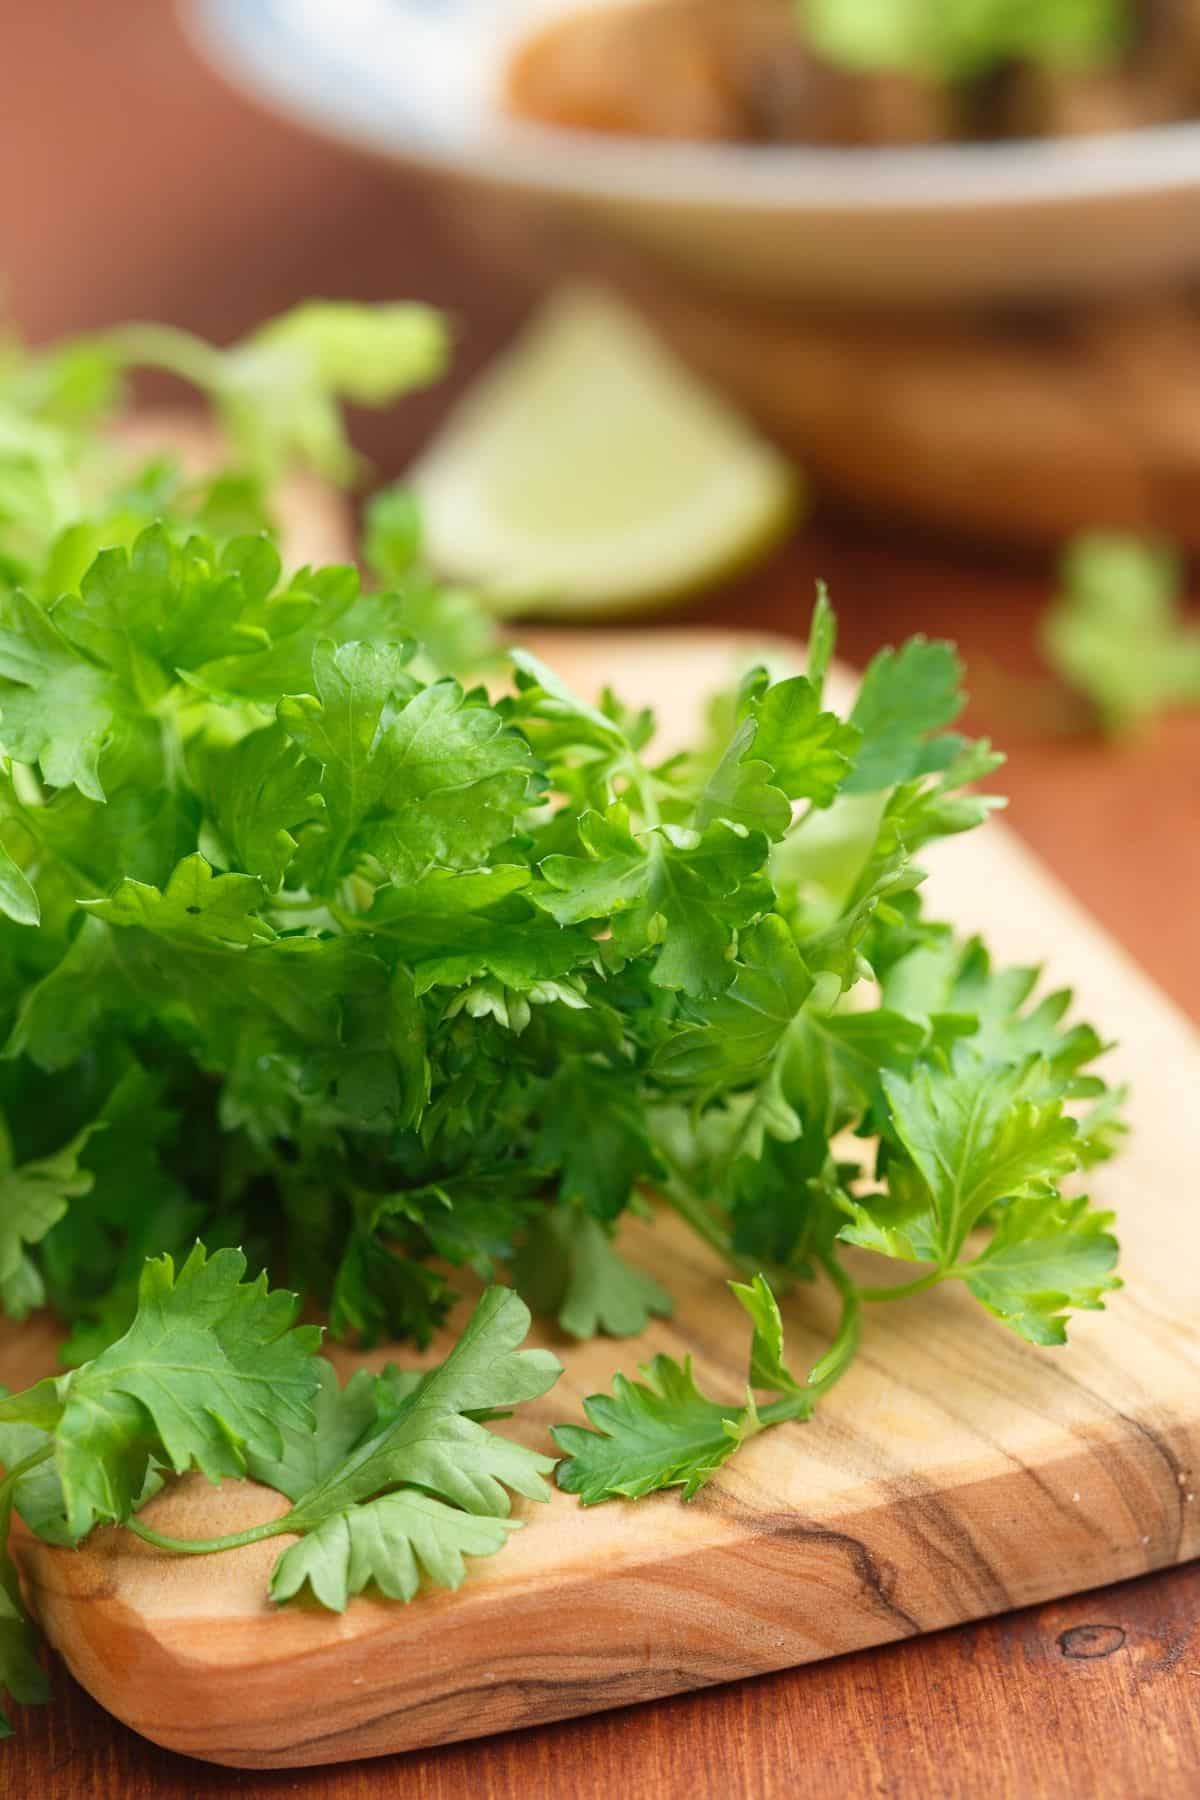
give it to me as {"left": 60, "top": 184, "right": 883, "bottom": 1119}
{"left": 186, "top": 0, "right": 1200, "bottom": 214}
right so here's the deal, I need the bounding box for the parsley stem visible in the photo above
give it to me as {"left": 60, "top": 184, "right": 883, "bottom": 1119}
{"left": 798, "top": 1251, "right": 862, "bottom": 1401}
{"left": 103, "top": 323, "right": 225, "bottom": 392}
{"left": 658, "top": 1176, "right": 736, "bottom": 1264}
{"left": 758, "top": 1392, "right": 813, "bottom": 1427}
{"left": 857, "top": 1270, "right": 945, "bottom": 1303}
{"left": 621, "top": 755, "right": 662, "bottom": 830}
{"left": 125, "top": 1514, "right": 294, "bottom": 1556}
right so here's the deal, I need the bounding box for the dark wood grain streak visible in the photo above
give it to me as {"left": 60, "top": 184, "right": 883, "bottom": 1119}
{"left": 2, "top": 1, "right": 1199, "bottom": 1793}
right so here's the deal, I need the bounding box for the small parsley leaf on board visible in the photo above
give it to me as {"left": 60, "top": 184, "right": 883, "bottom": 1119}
{"left": 0, "top": 1245, "right": 321, "bottom": 1538}
{"left": 265, "top": 1287, "right": 560, "bottom": 1610}
{"left": 553, "top": 1276, "right": 837, "bottom": 1505}
{"left": 554, "top": 1354, "right": 762, "bottom": 1505}
{"left": 270, "top": 1492, "right": 517, "bottom": 1612}
{"left": 244, "top": 1362, "right": 380, "bottom": 1502}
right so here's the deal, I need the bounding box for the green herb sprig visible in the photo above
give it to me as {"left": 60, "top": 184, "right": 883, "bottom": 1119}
{"left": 0, "top": 304, "right": 1124, "bottom": 1732}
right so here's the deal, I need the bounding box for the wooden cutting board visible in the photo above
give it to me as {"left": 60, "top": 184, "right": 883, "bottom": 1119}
{"left": 6, "top": 628, "right": 1199, "bottom": 1770}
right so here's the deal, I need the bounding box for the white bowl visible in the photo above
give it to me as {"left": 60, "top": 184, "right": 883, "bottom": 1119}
{"left": 187, "top": 0, "right": 1200, "bottom": 308}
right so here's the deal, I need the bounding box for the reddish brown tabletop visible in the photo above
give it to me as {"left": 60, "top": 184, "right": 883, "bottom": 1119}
{"left": 3, "top": 4, "right": 1199, "bottom": 1794}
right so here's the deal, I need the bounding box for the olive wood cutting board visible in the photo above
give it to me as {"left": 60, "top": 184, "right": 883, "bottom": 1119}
{"left": 4, "top": 627, "right": 1199, "bottom": 1770}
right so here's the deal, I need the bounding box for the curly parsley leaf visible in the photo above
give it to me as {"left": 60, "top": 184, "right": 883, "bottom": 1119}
{"left": 553, "top": 1275, "right": 842, "bottom": 1504}
{"left": 958, "top": 1192, "right": 1120, "bottom": 1346}
{"left": 0, "top": 1115, "right": 100, "bottom": 1319}
{"left": 0, "top": 1244, "right": 321, "bottom": 1538}
{"left": 510, "top": 1209, "right": 673, "bottom": 1340}
{"left": 82, "top": 853, "right": 275, "bottom": 948}
{"left": 264, "top": 1287, "right": 560, "bottom": 1609}
{"left": 270, "top": 1491, "right": 516, "bottom": 1611}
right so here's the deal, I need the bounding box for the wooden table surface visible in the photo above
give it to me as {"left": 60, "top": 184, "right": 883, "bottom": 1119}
{"left": 3, "top": 4, "right": 1199, "bottom": 1794}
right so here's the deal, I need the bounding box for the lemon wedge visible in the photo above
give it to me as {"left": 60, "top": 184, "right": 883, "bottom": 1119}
{"left": 408, "top": 285, "right": 800, "bottom": 617}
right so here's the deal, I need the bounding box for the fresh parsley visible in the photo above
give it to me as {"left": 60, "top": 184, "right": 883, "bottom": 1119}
{"left": 0, "top": 1258, "right": 557, "bottom": 1729}
{"left": 1043, "top": 532, "right": 1200, "bottom": 734}
{"left": 0, "top": 305, "right": 1126, "bottom": 1732}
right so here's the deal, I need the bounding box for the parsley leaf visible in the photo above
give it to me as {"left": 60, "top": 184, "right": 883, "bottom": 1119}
{"left": 82, "top": 853, "right": 275, "bottom": 947}
{"left": 0, "top": 1115, "right": 100, "bottom": 1319}
{"left": 842, "top": 637, "right": 965, "bottom": 794}
{"left": 0, "top": 589, "right": 128, "bottom": 800}
{"left": 0, "top": 1245, "right": 322, "bottom": 1538}
{"left": 959, "top": 1192, "right": 1120, "bottom": 1346}
{"left": 1042, "top": 533, "right": 1200, "bottom": 734}
{"left": 106, "top": 303, "right": 448, "bottom": 484}
{"left": 264, "top": 1287, "right": 559, "bottom": 1609}
{"left": 537, "top": 804, "right": 770, "bottom": 996}
{"left": 510, "top": 1209, "right": 673, "bottom": 1340}
{"left": 0, "top": 304, "right": 1131, "bottom": 1731}
{"left": 280, "top": 643, "right": 534, "bottom": 883}
{"left": 553, "top": 1274, "right": 851, "bottom": 1504}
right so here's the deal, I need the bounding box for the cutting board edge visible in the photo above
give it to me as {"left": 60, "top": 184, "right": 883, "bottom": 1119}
{"left": 18, "top": 1408, "right": 1199, "bottom": 1769}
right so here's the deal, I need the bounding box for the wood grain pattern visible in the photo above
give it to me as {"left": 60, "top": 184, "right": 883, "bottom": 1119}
{"left": 9, "top": 629, "right": 1198, "bottom": 1769}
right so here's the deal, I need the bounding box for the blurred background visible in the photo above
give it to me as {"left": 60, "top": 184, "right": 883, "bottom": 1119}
{"left": 3, "top": 0, "right": 1198, "bottom": 1007}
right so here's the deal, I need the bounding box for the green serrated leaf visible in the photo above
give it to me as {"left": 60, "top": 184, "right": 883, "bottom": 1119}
{"left": 553, "top": 1354, "right": 757, "bottom": 1504}
{"left": 51, "top": 1244, "right": 321, "bottom": 1537}
{"left": 511, "top": 1209, "right": 673, "bottom": 1340}
{"left": 83, "top": 852, "right": 275, "bottom": 947}
{"left": 962, "top": 1192, "right": 1121, "bottom": 1345}
{"left": 270, "top": 1489, "right": 515, "bottom": 1612}
{"left": 844, "top": 637, "right": 964, "bottom": 794}
{"left": 0, "top": 1114, "right": 99, "bottom": 1320}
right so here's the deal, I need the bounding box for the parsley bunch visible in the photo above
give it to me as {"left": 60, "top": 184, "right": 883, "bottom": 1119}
{"left": 0, "top": 304, "right": 1125, "bottom": 1733}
